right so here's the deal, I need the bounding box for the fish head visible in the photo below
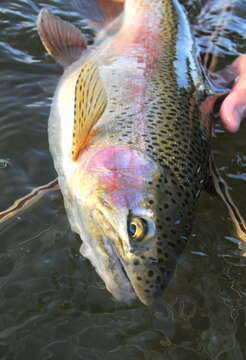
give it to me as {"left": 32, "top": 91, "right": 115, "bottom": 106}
{"left": 70, "top": 145, "right": 194, "bottom": 305}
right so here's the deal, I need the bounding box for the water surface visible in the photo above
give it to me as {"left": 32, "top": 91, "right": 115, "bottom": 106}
{"left": 0, "top": 1, "right": 245, "bottom": 359}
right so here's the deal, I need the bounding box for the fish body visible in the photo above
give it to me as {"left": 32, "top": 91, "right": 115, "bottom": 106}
{"left": 38, "top": 0, "right": 212, "bottom": 305}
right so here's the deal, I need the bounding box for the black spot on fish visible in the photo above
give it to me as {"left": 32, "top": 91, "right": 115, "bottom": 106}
{"left": 148, "top": 270, "right": 154, "bottom": 277}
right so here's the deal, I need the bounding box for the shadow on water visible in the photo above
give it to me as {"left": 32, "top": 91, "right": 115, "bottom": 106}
{"left": 0, "top": 0, "right": 245, "bottom": 359}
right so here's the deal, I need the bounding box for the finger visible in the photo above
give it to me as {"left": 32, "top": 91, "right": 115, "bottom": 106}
{"left": 220, "top": 90, "right": 246, "bottom": 132}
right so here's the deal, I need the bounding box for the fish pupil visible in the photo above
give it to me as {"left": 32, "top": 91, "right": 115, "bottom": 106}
{"left": 129, "top": 223, "right": 137, "bottom": 237}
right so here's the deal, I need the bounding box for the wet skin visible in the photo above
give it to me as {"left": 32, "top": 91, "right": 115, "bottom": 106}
{"left": 215, "top": 54, "right": 246, "bottom": 132}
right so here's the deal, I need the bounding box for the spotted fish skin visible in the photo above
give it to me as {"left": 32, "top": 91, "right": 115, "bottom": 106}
{"left": 42, "top": 0, "right": 212, "bottom": 305}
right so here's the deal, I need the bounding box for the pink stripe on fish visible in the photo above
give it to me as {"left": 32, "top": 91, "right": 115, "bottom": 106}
{"left": 80, "top": 146, "right": 155, "bottom": 208}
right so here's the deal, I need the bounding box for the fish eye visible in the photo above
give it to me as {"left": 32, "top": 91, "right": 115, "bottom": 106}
{"left": 128, "top": 217, "right": 148, "bottom": 241}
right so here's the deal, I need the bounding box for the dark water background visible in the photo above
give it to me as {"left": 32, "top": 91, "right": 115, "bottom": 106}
{"left": 0, "top": 0, "right": 245, "bottom": 359}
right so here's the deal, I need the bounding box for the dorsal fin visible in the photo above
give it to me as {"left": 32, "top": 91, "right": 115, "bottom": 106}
{"left": 37, "top": 9, "right": 87, "bottom": 68}
{"left": 71, "top": 0, "right": 124, "bottom": 26}
{"left": 71, "top": 59, "right": 107, "bottom": 160}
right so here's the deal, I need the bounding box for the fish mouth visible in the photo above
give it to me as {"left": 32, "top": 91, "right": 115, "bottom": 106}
{"left": 91, "top": 208, "right": 136, "bottom": 302}
{"left": 103, "top": 237, "right": 155, "bottom": 306}
{"left": 102, "top": 235, "right": 137, "bottom": 303}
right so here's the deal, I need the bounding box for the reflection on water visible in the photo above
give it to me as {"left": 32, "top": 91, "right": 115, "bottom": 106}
{"left": 0, "top": 0, "right": 245, "bottom": 359}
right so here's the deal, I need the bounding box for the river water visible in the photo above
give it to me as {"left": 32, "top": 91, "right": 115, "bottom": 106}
{"left": 0, "top": 1, "right": 245, "bottom": 359}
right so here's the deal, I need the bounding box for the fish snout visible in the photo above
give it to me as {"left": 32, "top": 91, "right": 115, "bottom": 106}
{"left": 120, "top": 252, "right": 175, "bottom": 305}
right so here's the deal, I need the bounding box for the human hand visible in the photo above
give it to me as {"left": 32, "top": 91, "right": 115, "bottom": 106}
{"left": 215, "top": 55, "right": 246, "bottom": 132}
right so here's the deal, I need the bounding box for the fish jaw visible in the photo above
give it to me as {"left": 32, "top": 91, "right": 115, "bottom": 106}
{"left": 79, "top": 229, "right": 137, "bottom": 304}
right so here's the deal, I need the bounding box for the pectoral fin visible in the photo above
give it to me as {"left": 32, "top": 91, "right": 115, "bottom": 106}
{"left": 37, "top": 9, "right": 87, "bottom": 68}
{"left": 72, "top": 59, "right": 107, "bottom": 160}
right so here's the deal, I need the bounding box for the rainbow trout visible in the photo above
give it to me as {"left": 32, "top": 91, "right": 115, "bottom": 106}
{"left": 37, "top": 0, "right": 213, "bottom": 305}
